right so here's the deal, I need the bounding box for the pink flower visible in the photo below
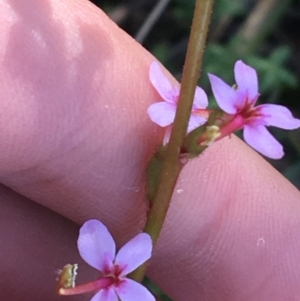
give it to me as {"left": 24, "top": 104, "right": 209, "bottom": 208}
{"left": 148, "top": 61, "right": 208, "bottom": 144}
{"left": 58, "top": 220, "right": 154, "bottom": 301}
{"left": 208, "top": 60, "right": 300, "bottom": 159}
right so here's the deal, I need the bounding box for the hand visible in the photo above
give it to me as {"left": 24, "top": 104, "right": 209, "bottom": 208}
{"left": 1, "top": 1, "right": 300, "bottom": 300}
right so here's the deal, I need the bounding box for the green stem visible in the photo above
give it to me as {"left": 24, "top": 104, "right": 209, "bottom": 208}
{"left": 130, "top": 0, "right": 214, "bottom": 282}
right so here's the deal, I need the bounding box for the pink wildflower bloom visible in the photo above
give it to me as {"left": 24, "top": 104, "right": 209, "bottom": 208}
{"left": 208, "top": 60, "right": 300, "bottom": 159}
{"left": 148, "top": 61, "right": 209, "bottom": 144}
{"left": 58, "top": 220, "right": 154, "bottom": 301}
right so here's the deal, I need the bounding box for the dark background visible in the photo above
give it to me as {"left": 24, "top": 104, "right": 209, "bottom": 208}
{"left": 90, "top": 0, "right": 300, "bottom": 186}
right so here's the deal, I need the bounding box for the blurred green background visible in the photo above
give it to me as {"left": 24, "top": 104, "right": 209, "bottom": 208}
{"left": 90, "top": 1, "right": 300, "bottom": 299}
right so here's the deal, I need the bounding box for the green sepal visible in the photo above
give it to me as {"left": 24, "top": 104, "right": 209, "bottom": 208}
{"left": 182, "top": 109, "right": 224, "bottom": 158}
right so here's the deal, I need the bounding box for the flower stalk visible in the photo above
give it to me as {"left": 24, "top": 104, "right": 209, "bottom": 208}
{"left": 58, "top": 278, "right": 114, "bottom": 296}
{"left": 131, "top": 0, "right": 214, "bottom": 282}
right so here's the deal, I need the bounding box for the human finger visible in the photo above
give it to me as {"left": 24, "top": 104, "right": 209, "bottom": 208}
{"left": 1, "top": 1, "right": 300, "bottom": 301}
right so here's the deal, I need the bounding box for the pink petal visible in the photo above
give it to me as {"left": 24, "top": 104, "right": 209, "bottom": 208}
{"left": 243, "top": 125, "right": 284, "bottom": 159}
{"left": 149, "top": 61, "right": 178, "bottom": 103}
{"left": 115, "top": 233, "right": 152, "bottom": 275}
{"left": 77, "top": 220, "right": 116, "bottom": 272}
{"left": 208, "top": 73, "right": 238, "bottom": 114}
{"left": 257, "top": 104, "right": 300, "bottom": 130}
{"left": 234, "top": 60, "right": 258, "bottom": 100}
{"left": 147, "top": 102, "right": 176, "bottom": 127}
{"left": 188, "top": 115, "right": 207, "bottom": 132}
{"left": 163, "top": 126, "right": 172, "bottom": 145}
{"left": 90, "top": 288, "right": 118, "bottom": 301}
{"left": 115, "top": 279, "right": 155, "bottom": 301}
{"left": 193, "top": 86, "right": 208, "bottom": 109}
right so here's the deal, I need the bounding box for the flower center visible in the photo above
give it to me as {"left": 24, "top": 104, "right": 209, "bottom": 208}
{"left": 237, "top": 94, "right": 261, "bottom": 122}
{"left": 104, "top": 264, "right": 125, "bottom": 288}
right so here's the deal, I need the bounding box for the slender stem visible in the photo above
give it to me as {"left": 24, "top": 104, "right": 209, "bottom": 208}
{"left": 131, "top": 0, "right": 214, "bottom": 281}
{"left": 57, "top": 278, "right": 113, "bottom": 296}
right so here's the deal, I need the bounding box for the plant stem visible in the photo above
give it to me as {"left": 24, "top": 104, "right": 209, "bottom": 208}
{"left": 130, "top": 0, "right": 214, "bottom": 282}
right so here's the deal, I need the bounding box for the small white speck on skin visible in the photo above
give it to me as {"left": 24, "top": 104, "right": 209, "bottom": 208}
{"left": 177, "top": 189, "right": 183, "bottom": 194}
{"left": 257, "top": 237, "right": 265, "bottom": 247}
{"left": 31, "top": 29, "right": 47, "bottom": 48}
{"left": 105, "top": 105, "right": 109, "bottom": 108}
{"left": 125, "top": 186, "right": 140, "bottom": 192}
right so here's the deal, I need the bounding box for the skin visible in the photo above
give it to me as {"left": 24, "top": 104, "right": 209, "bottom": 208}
{"left": 1, "top": 0, "right": 300, "bottom": 300}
